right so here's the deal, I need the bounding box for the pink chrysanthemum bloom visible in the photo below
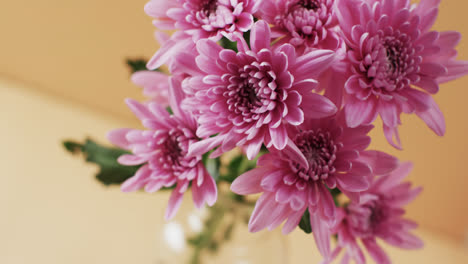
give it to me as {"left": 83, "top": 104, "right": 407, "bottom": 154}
{"left": 326, "top": 162, "right": 423, "bottom": 264}
{"left": 318, "top": 36, "right": 349, "bottom": 108}
{"left": 257, "top": 0, "right": 349, "bottom": 108}
{"left": 259, "top": 0, "right": 340, "bottom": 53}
{"left": 151, "top": 31, "right": 197, "bottom": 76}
{"left": 145, "top": 0, "right": 261, "bottom": 69}
{"left": 131, "top": 71, "right": 170, "bottom": 107}
{"left": 107, "top": 78, "right": 217, "bottom": 220}
{"left": 335, "top": 0, "right": 468, "bottom": 148}
{"left": 182, "top": 21, "right": 338, "bottom": 160}
{"left": 230, "top": 113, "right": 398, "bottom": 258}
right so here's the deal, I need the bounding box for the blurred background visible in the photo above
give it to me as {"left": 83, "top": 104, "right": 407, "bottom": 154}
{"left": 1, "top": 0, "right": 467, "bottom": 263}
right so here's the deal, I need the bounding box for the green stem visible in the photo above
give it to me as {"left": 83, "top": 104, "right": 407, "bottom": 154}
{"left": 188, "top": 188, "right": 255, "bottom": 264}
{"left": 189, "top": 205, "right": 226, "bottom": 264}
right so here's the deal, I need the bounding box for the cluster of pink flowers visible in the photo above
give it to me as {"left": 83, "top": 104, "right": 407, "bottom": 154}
{"left": 108, "top": 0, "right": 467, "bottom": 262}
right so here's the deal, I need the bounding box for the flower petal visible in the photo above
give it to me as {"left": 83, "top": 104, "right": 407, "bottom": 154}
{"left": 345, "top": 96, "right": 377, "bottom": 128}
{"left": 165, "top": 187, "right": 185, "bottom": 220}
{"left": 107, "top": 128, "right": 132, "bottom": 149}
{"left": 301, "top": 93, "right": 338, "bottom": 119}
{"left": 415, "top": 96, "right": 445, "bottom": 136}
{"left": 362, "top": 238, "right": 391, "bottom": 264}
{"left": 231, "top": 168, "right": 264, "bottom": 195}
{"left": 250, "top": 20, "right": 271, "bottom": 52}
{"left": 336, "top": 172, "right": 370, "bottom": 192}
{"left": 359, "top": 150, "right": 399, "bottom": 175}
{"left": 310, "top": 210, "right": 331, "bottom": 259}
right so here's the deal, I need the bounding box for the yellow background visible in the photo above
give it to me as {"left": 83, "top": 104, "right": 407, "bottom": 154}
{"left": 1, "top": 0, "right": 467, "bottom": 263}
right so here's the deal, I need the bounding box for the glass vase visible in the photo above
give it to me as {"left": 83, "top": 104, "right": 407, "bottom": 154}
{"left": 153, "top": 186, "right": 289, "bottom": 264}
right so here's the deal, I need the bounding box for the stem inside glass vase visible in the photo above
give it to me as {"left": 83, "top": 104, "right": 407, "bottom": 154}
{"left": 188, "top": 184, "right": 289, "bottom": 264}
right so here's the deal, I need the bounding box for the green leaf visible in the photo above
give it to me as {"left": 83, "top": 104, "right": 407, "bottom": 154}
{"left": 206, "top": 158, "right": 221, "bottom": 181}
{"left": 298, "top": 210, "right": 312, "bottom": 234}
{"left": 125, "top": 58, "right": 162, "bottom": 74}
{"left": 330, "top": 188, "right": 342, "bottom": 207}
{"left": 223, "top": 155, "right": 244, "bottom": 182}
{"left": 202, "top": 151, "right": 221, "bottom": 181}
{"left": 219, "top": 37, "right": 238, "bottom": 52}
{"left": 165, "top": 106, "right": 173, "bottom": 115}
{"left": 218, "top": 30, "right": 252, "bottom": 53}
{"left": 63, "top": 141, "right": 83, "bottom": 153}
{"left": 220, "top": 153, "right": 260, "bottom": 183}
{"left": 63, "top": 139, "right": 140, "bottom": 186}
{"left": 243, "top": 30, "right": 251, "bottom": 49}
{"left": 126, "top": 58, "right": 148, "bottom": 73}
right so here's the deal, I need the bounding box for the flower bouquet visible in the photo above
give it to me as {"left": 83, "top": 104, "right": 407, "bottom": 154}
{"left": 64, "top": 0, "right": 468, "bottom": 263}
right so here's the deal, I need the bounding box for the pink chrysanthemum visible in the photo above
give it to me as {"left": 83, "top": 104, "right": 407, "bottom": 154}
{"left": 182, "top": 21, "right": 338, "bottom": 160}
{"left": 258, "top": 0, "right": 349, "bottom": 109}
{"left": 131, "top": 71, "right": 170, "bottom": 106}
{"left": 259, "top": 0, "right": 340, "bottom": 53}
{"left": 327, "top": 162, "right": 423, "bottom": 264}
{"left": 145, "top": 0, "right": 261, "bottom": 69}
{"left": 335, "top": 0, "right": 468, "bottom": 148}
{"left": 107, "top": 78, "right": 217, "bottom": 220}
{"left": 230, "top": 113, "right": 398, "bottom": 258}
{"left": 150, "top": 31, "right": 198, "bottom": 76}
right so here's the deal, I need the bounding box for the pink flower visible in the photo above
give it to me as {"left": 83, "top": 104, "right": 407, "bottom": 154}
{"left": 259, "top": 0, "right": 341, "bottom": 53}
{"left": 257, "top": 0, "right": 350, "bottom": 109}
{"left": 335, "top": 0, "right": 468, "bottom": 148}
{"left": 107, "top": 78, "right": 217, "bottom": 220}
{"left": 151, "top": 31, "right": 197, "bottom": 76}
{"left": 182, "top": 21, "right": 338, "bottom": 160}
{"left": 327, "top": 162, "right": 423, "bottom": 264}
{"left": 131, "top": 71, "right": 170, "bottom": 107}
{"left": 145, "top": 0, "right": 261, "bottom": 69}
{"left": 318, "top": 37, "right": 349, "bottom": 108}
{"left": 230, "top": 112, "right": 398, "bottom": 258}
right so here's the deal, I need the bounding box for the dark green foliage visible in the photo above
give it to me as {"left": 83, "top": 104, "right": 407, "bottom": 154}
{"left": 218, "top": 30, "right": 252, "bottom": 53}
{"left": 206, "top": 157, "right": 221, "bottom": 181}
{"left": 298, "top": 210, "right": 312, "bottom": 234}
{"left": 243, "top": 30, "right": 251, "bottom": 49}
{"left": 63, "top": 139, "right": 140, "bottom": 185}
{"left": 126, "top": 58, "right": 149, "bottom": 73}
{"left": 330, "top": 188, "right": 343, "bottom": 206}
{"left": 219, "top": 37, "right": 238, "bottom": 52}
{"left": 297, "top": 189, "right": 343, "bottom": 234}
{"left": 202, "top": 151, "right": 221, "bottom": 181}
{"left": 125, "top": 58, "right": 162, "bottom": 74}
{"left": 220, "top": 154, "right": 257, "bottom": 183}
{"left": 223, "top": 155, "right": 243, "bottom": 182}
